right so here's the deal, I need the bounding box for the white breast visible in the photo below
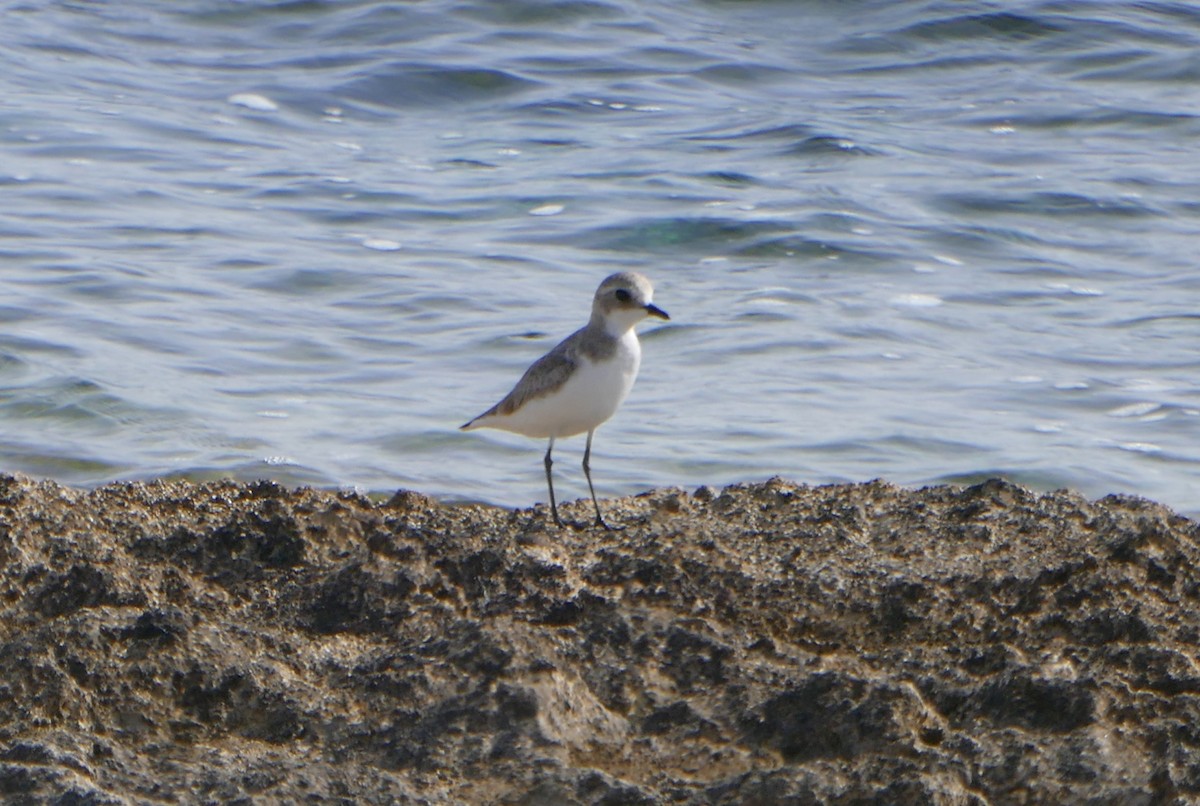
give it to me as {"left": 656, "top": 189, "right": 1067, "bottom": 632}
{"left": 490, "top": 331, "right": 642, "bottom": 439}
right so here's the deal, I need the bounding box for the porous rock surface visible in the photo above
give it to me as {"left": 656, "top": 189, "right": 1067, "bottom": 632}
{"left": 0, "top": 473, "right": 1198, "bottom": 804}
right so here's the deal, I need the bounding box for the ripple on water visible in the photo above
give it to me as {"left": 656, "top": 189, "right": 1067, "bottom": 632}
{"left": 685, "top": 123, "right": 819, "bottom": 144}
{"left": 784, "top": 136, "right": 882, "bottom": 158}
{"left": 692, "top": 63, "right": 794, "bottom": 86}
{"left": 0, "top": 439, "right": 125, "bottom": 481}
{"left": 0, "top": 377, "right": 157, "bottom": 429}
{"left": 339, "top": 64, "right": 541, "bottom": 108}
{"left": 964, "top": 108, "right": 1200, "bottom": 133}
{"left": 570, "top": 217, "right": 793, "bottom": 253}
{"left": 898, "top": 11, "right": 1067, "bottom": 43}
{"left": 0, "top": 334, "right": 84, "bottom": 360}
{"left": 733, "top": 234, "right": 893, "bottom": 264}
{"left": 457, "top": 0, "right": 624, "bottom": 27}
{"left": 933, "top": 191, "right": 1166, "bottom": 219}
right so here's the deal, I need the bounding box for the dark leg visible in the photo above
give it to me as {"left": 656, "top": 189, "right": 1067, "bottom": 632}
{"left": 544, "top": 437, "right": 562, "bottom": 527}
{"left": 582, "top": 430, "right": 612, "bottom": 530}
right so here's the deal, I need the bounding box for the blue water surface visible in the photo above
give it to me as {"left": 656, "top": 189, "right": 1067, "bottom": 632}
{"left": 2, "top": 0, "right": 1199, "bottom": 514}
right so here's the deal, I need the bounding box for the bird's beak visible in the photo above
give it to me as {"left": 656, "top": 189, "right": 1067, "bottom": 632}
{"left": 645, "top": 303, "right": 670, "bottom": 320}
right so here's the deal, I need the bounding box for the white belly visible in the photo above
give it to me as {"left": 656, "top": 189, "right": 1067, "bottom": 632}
{"left": 485, "top": 334, "right": 641, "bottom": 439}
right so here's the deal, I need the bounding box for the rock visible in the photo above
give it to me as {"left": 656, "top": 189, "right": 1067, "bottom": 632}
{"left": 0, "top": 473, "right": 1197, "bottom": 802}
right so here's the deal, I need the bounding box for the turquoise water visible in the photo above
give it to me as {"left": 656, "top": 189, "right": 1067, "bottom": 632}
{"left": 2, "top": 1, "right": 1200, "bottom": 514}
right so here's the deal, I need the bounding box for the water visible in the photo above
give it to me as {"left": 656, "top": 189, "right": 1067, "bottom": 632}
{"left": 2, "top": 0, "right": 1200, "bottom": 516}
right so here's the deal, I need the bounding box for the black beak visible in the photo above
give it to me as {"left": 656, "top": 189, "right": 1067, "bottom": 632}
{"left": 645, "top": 303, "right": 670, "bottom": 320}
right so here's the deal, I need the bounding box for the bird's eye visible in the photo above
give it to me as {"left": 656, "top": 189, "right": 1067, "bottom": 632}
{"left": 614, "top": 289, "right": 631, "bottom": 303}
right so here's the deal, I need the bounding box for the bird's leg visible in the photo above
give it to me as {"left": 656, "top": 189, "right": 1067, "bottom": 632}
{"left": 582, "top": 430, "right": 614, "bottom": 530}
{"left": 544, "top": 437, "right": 563, "bottom": 527}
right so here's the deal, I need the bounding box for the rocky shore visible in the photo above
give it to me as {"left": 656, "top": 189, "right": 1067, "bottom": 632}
{"left": 0, "top": 473, "right": 1197, "bottom": 804}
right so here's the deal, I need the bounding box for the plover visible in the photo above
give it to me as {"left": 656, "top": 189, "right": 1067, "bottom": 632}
{"left": 461, "top": 272, "right": 669, "bottom": 529}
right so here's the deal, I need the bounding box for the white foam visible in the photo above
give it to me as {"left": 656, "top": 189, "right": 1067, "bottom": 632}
{"left": 363, "top": 239, "right": 402, "bottom": 252}
{"left": 890, "top": 293, "right": 943, "bottom": 308}
{"left": 227, "top": 93, "right": 278, "bottom": 112}
{"left": 1107, "top": 402, "right": 1161, "bottom": 418}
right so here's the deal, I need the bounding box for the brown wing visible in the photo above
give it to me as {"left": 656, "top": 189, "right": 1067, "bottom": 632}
{"left": 475, "top": 329, "right": 583, "bottom": 420}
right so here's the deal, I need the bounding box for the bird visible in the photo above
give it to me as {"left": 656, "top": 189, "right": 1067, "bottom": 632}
{"left": 461, "top": 272, "right": 669, "bottom": 529}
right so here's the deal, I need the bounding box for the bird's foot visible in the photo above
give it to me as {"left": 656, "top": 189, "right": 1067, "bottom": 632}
{"left": 592, "top": 514, "right": 623, "bottom": 532}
